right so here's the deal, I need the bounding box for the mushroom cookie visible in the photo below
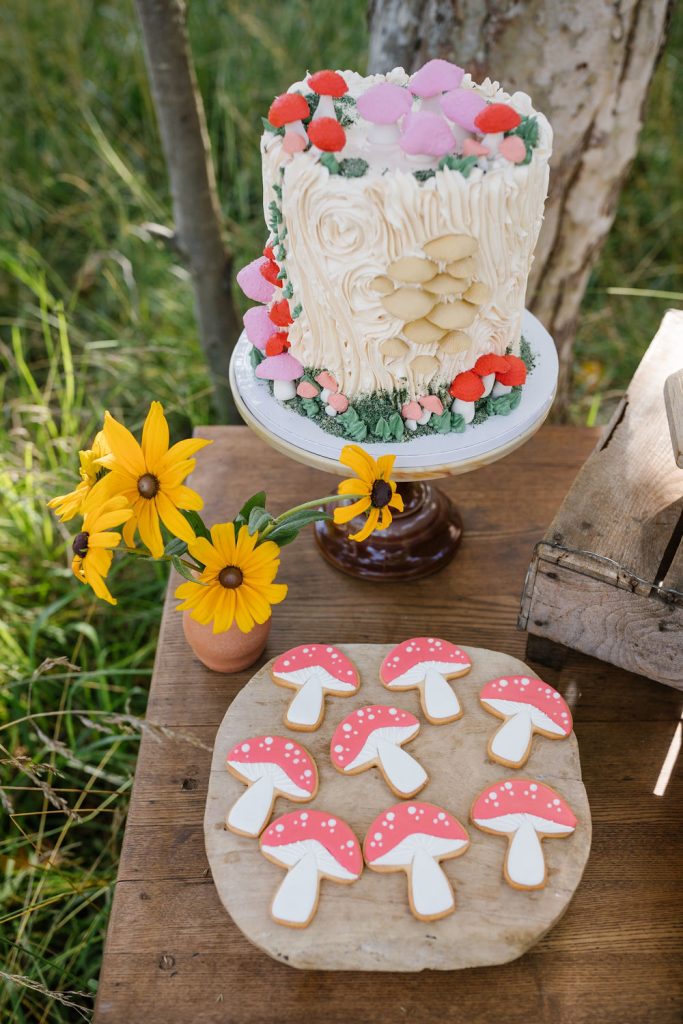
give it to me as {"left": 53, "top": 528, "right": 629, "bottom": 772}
{"left": 330, "top": 705, "right": 428, "bottom": 798}
{"left": 225, "top": 736, "right": 318, "bottom": 838}
{"left": 471, "top": 779, "right": 577, "bottom": 890}
{"left": 364, "top": 802, "right": 469, "bottom": 922}
{"left": 271, "top": 644, "right": 359, "bottom": 731}
{"left": 479, "top": 676, "right": 573, "bottom": 768}
{"left": 380, "top": 638, "right": 471, "bottom": 724}
{"left": 260, "top": 810, "right": 362, "bottom": 928}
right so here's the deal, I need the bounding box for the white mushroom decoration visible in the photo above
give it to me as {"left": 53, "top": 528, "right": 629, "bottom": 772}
{"left": 364, "top": 802, "right": 469, "bottom": 921}
{"left": 479, "top": 676, "right": 573, "bottom": 768}
{"left": 260, "top": 809, "right": 362, "bottom": 928}
{"left": 471, "top": 779, "right": 577, "bottom": 890}
{"left": 330, "top": 705, "right": 427, "bottom": 798}
{"left": 225, "top": 735, "right": 318, "bottom": 838}
{"left": 380, "top": 637, "right": 471, "bottom": 724}
{"left": 271, "top": 644, "right": 359, "bottom": 731}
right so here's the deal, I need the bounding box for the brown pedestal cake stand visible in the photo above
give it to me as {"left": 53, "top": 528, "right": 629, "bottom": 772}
{"left": 229, "top": 310, "right": 558, "bottom": 581}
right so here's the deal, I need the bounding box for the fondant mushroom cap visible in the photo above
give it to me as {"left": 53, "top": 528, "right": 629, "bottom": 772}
{"left": 254, "top": 351, "right": 303, "bottom": 382}
{"left": 474, "top": 102, "right": 522, "bottom": 134}
{"left": 408, "top": 59, "right": 464, "bottom": 98}
{"left": 472, "top": 780, "right": 577, "bottom": 832}
{"left": 236, "top": 257, "right": 276, "bottom": 304}
{"left": 440, "top": 88, "right": 488, "bottom": 132}
{"left": 268, "top": 92, "right": 310, "bottom": 128}
{"left": 308, "top": 69, "right": 348, "bottom": 98}
{"left": 479, "top": 677, "right": 573, "bottom": 736}
{"left": 243, "top": 304, "right": 275, "bottom": 350}
{"left": 330, "top": 705, "right": 420, "bottom": 770}
{"left": 227, "top": 735, "right": 317, "bottom": 795}
{"left": 381, "top": 638, "right": 471, "bottom": 687}
{"left": 357, "top": 82, "right": 412, "bottom": 125}
{"left": 261, "top": 809, "right": 362, "bottom": 877}
{"left": 364, "top": 802, "right": 468, "bottom": 864}
{"left": 273, "top": 644, "right": 359, "bottom": 692}
{"left": 399, "top": 111, "right": 455, "bottom": 158}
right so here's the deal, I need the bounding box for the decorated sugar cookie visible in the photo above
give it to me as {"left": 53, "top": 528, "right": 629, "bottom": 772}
{"left": 479, "top": 676, "right": 573, "bottom": 768}
{"left": 363, "top": 802, "right": 469, "bottom": 921}
{"left": 380, "top": 638, "right": 471, "bottom": 724}
{"left": 471, "top": 779, "right": 577, "bottom": 890}
{"left": 271, "top": 644, "right": 359, "bottom": 731}
{"left": 225, "top": 735, "right": 318, "bottom": 838}
{"left": 330, "top": 705, "right": 428, "bottom": 798}
{"left": 260, "top": 810, "right": 362, "bottom": 928}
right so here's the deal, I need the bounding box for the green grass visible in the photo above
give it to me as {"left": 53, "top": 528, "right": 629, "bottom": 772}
{"left": 0, "top": 1, "right": 680, "bottom": 1019}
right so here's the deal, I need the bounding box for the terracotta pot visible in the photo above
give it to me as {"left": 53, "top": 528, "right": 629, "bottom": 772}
{"left": 182, "top": 611, "right": 271, "bottom": 673}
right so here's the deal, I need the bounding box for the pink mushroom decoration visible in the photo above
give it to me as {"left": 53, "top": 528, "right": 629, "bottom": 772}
{"left": 243, "top": 304, "right": 274, "bottom": 350}
{"left": 315, "top": 370, "right": 338, "bottom": 404}
{"left": 364, "top": 802, "right": 469, "bottom": 921}
{"left": 255, "top": 351, "right": 304, "bottom": 401}
{"left": 409, "top": 59, "right": 464, "bottom": 113}
{"left": 462, "top": 138, "right": 490, "bottom": 158}
{"left": 440, "top": 88, "right": 488, "bottom": 134}
{"left": 225, "top": 735, "right": 318, "bottom": 838}
{"left": 357, "top": 82, "right": 412, "bottom": 145}
{"left": 330, "top": 705, "right": 427, "bottom": 798}
{"left": 296, "top": 380, "right": 319, "bottom": 399}
{"left": 399, "top": 111, "right": 455, "bottom": 159}
{"left": 260, "top": 809, "right": 362, "bottom": 927}
{"left": 479, "top": 676, "right": 573, "bottom": 768}
{"left": 325, "top": 392, "right": 349, "bottom": 416}
{"left": 380, "top": 637, "right": 471, "bottom": 724}
{"left": 471, "top": 780, "right": 577, "bottom": 890}
{"left": 236, "top": 257, "right": 276, "bottom": 304}
{"left": 271, "top": 644, "right": 360, "bottom": 731}
{"left": 499, "top": 134, "right": 527, "bottom": 164}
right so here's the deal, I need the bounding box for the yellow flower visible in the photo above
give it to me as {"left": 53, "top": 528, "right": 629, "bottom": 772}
{"left": 71, "top": 490, "right": 133, "bottom": 605}
{"left": 333, "top": 444, "right": 404, "bottom": 542}
{"left": 48, "top": 430, "right": 110, "bottom": 521}
{"left": 175, "top": 523, "right": 287, "bottom": 634}
{"left": 98, "top": 401, "right": 211, "bottom": 558}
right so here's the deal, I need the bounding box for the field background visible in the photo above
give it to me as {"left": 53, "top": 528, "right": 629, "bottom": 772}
{"left": 0, "top": 1, "right": 681, "bottom": 1019}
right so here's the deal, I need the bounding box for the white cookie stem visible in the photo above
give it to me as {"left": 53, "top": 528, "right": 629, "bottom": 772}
{"left": 227, "top": 774, "right": 274, "bottom": 837}
{"left": 376, "top": 739, "right": 427, "bottom": 797}
{"left": 506, "top": 818, "right": 545, "bottom": 887}
{"left": 490, "top": 710, "right": 533, "bottom": 764}
{"left": 286, "top": 675, "right": 325, "bottom": 727}
{"left": 271, "top": 851, "right": 320, "bottom": 926}
{"left": 423, "top": 669, "right": 461, "bottom": 720}
{"left": 410, "top": 847, "right": 454, "bottom": 919}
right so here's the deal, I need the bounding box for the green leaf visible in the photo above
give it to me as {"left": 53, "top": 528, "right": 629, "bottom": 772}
{"left": 437, "top": 155, "right": 479, "bottom": 178}
{"left": 274, "top": 508, "right": 331, "bottom": 532}
{"left": 319, "top": 152, "right": 341, "bottom": 175}
{"left": 450, "top": 412, "right": 467, "bottom": 433}
{"left": 180, "top": 509, "right": 211, "bottom": 541}
{"left": 282, "top": 282, "right": 293, "bottom": 298}
{"left": 432, "top": 410, "right": 452, "bottom": 434}
{"left": 387, "top": 411, "right": 405, "bottom": 441}
{"left": 249, "top": 346, "right": 265, "bottom": 369}
{"left": 300, "top": 397, "right": 320, "bottom": 418}
{"left": 413, "top": 169, "right": 436, "bottom": 183}
{"left": 237, "top": 491, "right": 267, "bottom": 523}
{"left": 509, "top": 387, "right": 523, "bottom": 410}
{"left": 338, "top": 158, "right": 368, "bottom": 178}
{"left": 171, "top": 555, "right": 206, "bottom": 583}
{"left": 291, "top": 303, "right": 302, "bottom": 318}
{"left": 164, "top": 537, "right": 188, "bottom": 557}
{"left": 372, "top": 416, "right": 392, "bottom": 443}
{"left": 248, "top": 506, "right": 274, "bottom": 535}
{"left": 262, "top": 117, "right": 284, "bottom": 136}
{"left": 264, "top": 527, "right": 298, "bottom": 548}
{"left": 272, "top": 183, "right": 283, "bottom": 198}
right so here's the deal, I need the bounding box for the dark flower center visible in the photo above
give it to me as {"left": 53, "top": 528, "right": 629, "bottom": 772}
{"left": 219, "top": 566, "right": 244, "bottom": 589}
{"left": 72, "top": 531, "right": 89, "bottom": 557}
{"left": 137, "top": 473, "right": 160, "bottom": 499}
{"left": 370, "top": 479, "right": 392, "bottom": 509}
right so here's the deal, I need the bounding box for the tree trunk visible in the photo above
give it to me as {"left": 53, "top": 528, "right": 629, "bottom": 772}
{"left": 134, "top": 0, "right": 240, "bottom": 423}
{"left": 367, "top": 0, "right": 673, "bottom": 412}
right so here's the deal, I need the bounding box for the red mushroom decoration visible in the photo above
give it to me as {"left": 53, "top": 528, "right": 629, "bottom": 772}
{"left": 307, "top": 117, "right": 346, "bottom": 154}
{"left": 364, "top": 802, "right": 469, "bottom": 921}
{"left": 473, "top": 102, "right": 521, "bottom": 157}
{"left": 271, "top": 644, "right": 360, "bottom": 731}
{"left": 260, "top": 809, "right": 362, "bottom": 927}
{"left": 380, "top": 638, "right": 471, "bottom": 724}
{"left": 471, "top": 779, "right": 577, "bottom": 890}
{"left": 225, "top": 735, "right": 318, "bottom": 837}
{"left": 492, "top": 353, "right": 528, "bottom": 397}
{"left": 448, "top": 370, "right": 485, "bottom": 424}
{"left": 330, "top": 705, "right": 427, "bottom": 798}
{"left": 479, "top": 676, "right": 573, "bottom": 768}
{"left": 473, "top": 352, "right": 510, "bottom": 397}
{"left": 308, "top": 69, "right": 348, "bottom": 119}
{"left": 268, "top": 92, "right": 310, "bottom": 155}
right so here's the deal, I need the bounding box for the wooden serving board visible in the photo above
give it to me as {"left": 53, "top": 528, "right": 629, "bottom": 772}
{"left": 204, "top": 643, "right": 591, "bottom": 972}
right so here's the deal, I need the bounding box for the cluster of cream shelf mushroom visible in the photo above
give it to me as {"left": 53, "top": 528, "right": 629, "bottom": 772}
{"left": 224, "top": 640, "right": 577, "bottom": 928}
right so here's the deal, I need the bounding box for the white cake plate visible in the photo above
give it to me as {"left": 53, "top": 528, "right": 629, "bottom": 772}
{"left": 229, "top": 309, "right": 558, "bottom": 482}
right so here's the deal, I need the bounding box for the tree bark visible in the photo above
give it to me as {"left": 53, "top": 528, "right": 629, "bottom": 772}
{"left": 368, "top": 0, "right": 673, "bottom": 411}
{"left": 134, "top": 0, "right": 240, "bottom": 422}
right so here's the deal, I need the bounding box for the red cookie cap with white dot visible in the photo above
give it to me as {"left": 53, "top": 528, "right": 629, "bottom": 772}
{"left": 380, "top": 638, "right": 471, "bottom": 685}
{"left": 364, "top": 802, "right": 467, "bottom": 862}
{"left": 272, "top": 644, "right": 359, "bottom": 689}
{"left": 261, "top": 809, "right": 362, "bottom": 875}
{"left": 226, "top": 735, "right": 317, "bottom": 793}
{"left": 330, "top": 705, "right": 419, "bottom": 769}
{"left": 472, "top": 779, "right": 577, "bottom": 829}
{"left": 479, "top": 677, "right": 572, "bottom": 734}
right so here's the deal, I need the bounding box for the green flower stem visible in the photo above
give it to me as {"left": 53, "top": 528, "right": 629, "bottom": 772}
{"left": 119, "top": 546, "right": 202, "bottom": 572}
{"left": 259, "top": 493, "right": 364, "bottom": 540}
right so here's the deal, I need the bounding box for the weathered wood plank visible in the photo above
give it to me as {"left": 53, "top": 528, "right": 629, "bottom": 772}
{"left": 664, "top": 368, "right": 683, "bottom": 469}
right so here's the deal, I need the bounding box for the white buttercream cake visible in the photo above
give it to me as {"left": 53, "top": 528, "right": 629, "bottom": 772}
{"left": 236, "top": 60, "right": 552, "bottom": 442}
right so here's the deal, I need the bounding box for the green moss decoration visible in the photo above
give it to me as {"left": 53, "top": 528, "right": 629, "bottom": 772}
{"left": 262, "top": 118, "right": 284, "bottom": 136}
{"left": 337, "top": 407, "right": 368, "bottom": 442}
{"left": 334, "top": 94, "right": 357, "bottom": 128}
{"left": 450, "top": 412, "right": 467, "bottom": 433}
{"left": 413, "top": 169, "right": 436, "bottom": 183}
{"left": 387, "top": 412, "right": 405, "bottom": 441}
{"left": 372, "top": 416, "right": 393, "bottom": 443}
{"left": 432, "top": 410, "right": 452, "bottom": 434}
{"left": 272, "top": 183, "right": 282, "bottom": 199}
{"left": 282, "top": 282, "right": 293, "bottom": 299}
{"left": 519, "top": 336, "right": 535, "bottom": 371}
{"left": 300, "top": 397, "right": 320, "bottom": 418}
{"left": 291, "top": 303, "right": 302, "bottom": 318}
{"left": 438, "top": 154, "right": 479, "bottom": 177}
{"left": 319, "top": 154, "right": 370, "bottom": 178}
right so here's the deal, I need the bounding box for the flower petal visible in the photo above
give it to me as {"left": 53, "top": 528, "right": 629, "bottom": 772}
{"left": 87, "top": 531, "right": 123, "bottom": 549}
{"left": 103, "top": 411, "right": 146, "bottom": 477}
{"left": 349, "top": 507, "right": 379, "bottom": 542}
{"left": 163, "top": 483, "right": 204, "bottom": 511}
{"left": 240, "top": 583, "right": 274, "bottom": 624}
{"left": 186, "top": 536, "right": 223, "bottom": 570}
{"left": 375, "top": 454, "right": 396, "bottom": 482}
{"left": 234, "top": 588, "right": 255, "bottom": 634}
{"left": 234, "top": 524, "right": 258, "bottom": 562}
{"left": 337, "top": 477, "right": 370, "bottom": 497}
{"left": 137, "top": 498, "right": 164, "bottom": 558}
{"left": 339, "top": 444, "right": 377, "bottom": 487}
{"left": 377, "top": 507, "right": 393, "bottom": 530}
{"left": 210, "top": 522, "right": 236, "bottom": 563}
{"left": 389, "top": 491, "right": 404, "bottom": 512}
{"left": 156, "top": 490, "right": 196, "bottom": 543}
{"left": 141, "top": 401, "right": 170, "bottom": 471}
{"left": 158, "top": 437, "right": 212, "bottom": 474}
{"left": 333, "top": 496, "right": 371, "bottom": 525}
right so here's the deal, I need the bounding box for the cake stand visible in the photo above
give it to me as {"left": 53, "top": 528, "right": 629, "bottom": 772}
{"left": 229, "top": 310, "right": 558, "bottom": 580}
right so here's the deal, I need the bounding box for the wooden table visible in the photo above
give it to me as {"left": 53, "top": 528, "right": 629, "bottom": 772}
{"left": 95, "top": 426, "right": 683, "bottom": 1024}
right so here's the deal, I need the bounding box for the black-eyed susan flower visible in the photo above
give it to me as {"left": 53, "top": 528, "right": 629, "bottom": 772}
{"left": 333, "top": 444, "right": 404, "bottom": 542}
{"left": 71, "top": 491, "right": 133, "bottom": 605}
{"left": 175, "top": 523, "right": 287, "bottom": 634}
{"left": 98, "top": 401, "right": 211, "bottom": 558}
{"left": 48, "top": 430, "right": 110, "bottom": 522}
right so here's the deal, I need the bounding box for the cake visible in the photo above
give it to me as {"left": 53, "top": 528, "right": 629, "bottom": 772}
{"left": 236, "top": 60, "right": 552, "bottom": 442}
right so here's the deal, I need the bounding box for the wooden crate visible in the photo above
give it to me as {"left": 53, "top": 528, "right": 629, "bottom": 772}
{"left": 519, "top": 310, "right": 683, "bottom": 689}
